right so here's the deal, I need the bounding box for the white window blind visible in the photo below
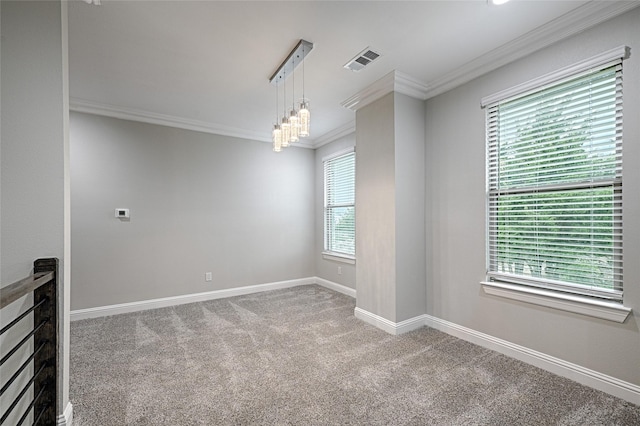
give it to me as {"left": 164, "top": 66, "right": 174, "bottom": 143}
{"left": 486, "top": 60, "right": 623, "bottom": 301}
{"left": 324, "top": 150, "right": 355, "bottom": 257}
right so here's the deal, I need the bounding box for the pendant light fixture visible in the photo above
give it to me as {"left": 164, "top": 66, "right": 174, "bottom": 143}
{"left": 281, "top": 68, "right": 290, "bottom": 148}
{"left": 298, "top": 43, "right": 310, "bottom": 138}
{"left": 269, "top": 40, "right": 313, "bottom": 152}
{"left": 289, "top": 55, "right": 300, "bottom": 143}
{"left": 272, "top": 81, "right": 282, "bottom": 152}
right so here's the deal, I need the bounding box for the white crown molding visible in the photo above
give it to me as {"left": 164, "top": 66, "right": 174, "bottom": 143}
{"left": 70, "top": 98, "right": 270, "bottom": 142}
{"left": 341, "top": 72, "right": 395, "bottom": 111}
{"left": 312, "top": 121, "right": 356, "bottom": 149}
{"left": 425, "top": 1, "right": 640, "bottom": 100}
{"left": 291, "top": 138, "right": 316, "bottom": 149}
{"left": 341, "top": 70, "right": 430, "bottom": 112}
{"left": 394, "top": 72, "right": 431, "bottom": 101}
{"left": 70, "top": 98, "right": 252, "bottom": 142}
{"left": 71, "top": 98, "right": 319, "bottom": 149}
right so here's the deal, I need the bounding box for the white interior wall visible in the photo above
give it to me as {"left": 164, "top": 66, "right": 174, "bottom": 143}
{"left": 70, "top": 112, "right": 315, "bottom": 310}
{"left": 0, "top": 0, "right": 70, "bottom": 420}
{"left": 425, "top": 7, "right": 640, "bottom": 387}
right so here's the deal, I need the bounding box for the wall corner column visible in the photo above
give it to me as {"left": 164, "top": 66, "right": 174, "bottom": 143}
{"left": 349, "top": 71, "right": 427, "bottom": 331}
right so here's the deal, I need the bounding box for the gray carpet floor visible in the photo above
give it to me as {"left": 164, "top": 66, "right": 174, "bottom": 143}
{"left": 70, "top": 285, "right": 640, "bottom": 425}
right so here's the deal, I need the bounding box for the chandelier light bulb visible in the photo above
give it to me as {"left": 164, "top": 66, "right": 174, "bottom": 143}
{"left": 289, "top": 110, "right": 299, "bottom": 143}
{"left": 272, "top": 124, "right": 282, "bottom": 152}
{"left": 281, "top": 116, "right": 291, "bottom": 148}
{"left": 299, "top": 101, "right": 310, "bottom": 138}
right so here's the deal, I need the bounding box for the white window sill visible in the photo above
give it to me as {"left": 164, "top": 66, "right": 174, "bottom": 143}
{"left": 481, "top": 281, "right": 631, "bottom": 323}
{"left": 322, "top": 252, "right": 356, "bottom": 265}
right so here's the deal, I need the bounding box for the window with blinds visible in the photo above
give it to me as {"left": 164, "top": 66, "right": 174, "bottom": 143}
{"left": 485, "top": 60, "right": 623, "bottom": 301}
{"left": 324, "top": 150, "right": 355, "bottom": 257}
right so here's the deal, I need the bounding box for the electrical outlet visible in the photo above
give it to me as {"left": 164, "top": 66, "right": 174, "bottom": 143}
{"left": 338, "top": 266, "right": 342, "bottom": 275}
{"left": 205, "top": 272, "right": 212, "bottom": 282}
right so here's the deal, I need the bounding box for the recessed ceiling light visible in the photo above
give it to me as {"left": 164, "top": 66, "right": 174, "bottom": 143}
{"left": 491, "top": 0, "right": 511, "bottom": 5}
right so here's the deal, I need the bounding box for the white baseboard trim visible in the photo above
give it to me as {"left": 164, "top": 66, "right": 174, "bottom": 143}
{"left": 395, "top": 314, "right": 429, "bottom": 335}
{"left": 352, "top": 307, "right": 640, "bottom": 405}
{"left": 354, "top": 307, "right": 398, "bottom": 334}
{"left": 423, "top": 314, "right": 640, "bottom": 406}
{"left": 70, "top": 277, "right": 316, "bottom": 321}
{"left": 314, "top": 277, "right": 356, "bottom": 298}
{"left": 70, "top": 277, "right": 355, "bottom": 321}
{"left": 354, "top": 307, "right": 426, "bottom": 335}
{"left": 57, "top": 402, "right": 73, "bottom": 426}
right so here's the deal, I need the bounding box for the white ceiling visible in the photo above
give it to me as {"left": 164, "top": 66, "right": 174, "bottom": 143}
{"left": 68, "top": 1, "right": 635, "bottom": 147}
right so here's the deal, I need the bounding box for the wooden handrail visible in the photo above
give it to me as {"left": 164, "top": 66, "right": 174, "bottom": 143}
{"left": 0, "top": 271, "right": 54, "bottom": 310}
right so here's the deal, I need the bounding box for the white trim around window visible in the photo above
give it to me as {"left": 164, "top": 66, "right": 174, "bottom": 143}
{"left": 482, "top": 46, "right": 631, "bottom": 317}
{"left": 481, "top": 281, "right": 631, "bottom": 323}
{"left": 321, "top": 146, "right": 355, "bottom": 163}
{"left": 322, "top": 251, "right": 356, "bottom": 264}
{"left": 323, "top": 147, "right": 356, "bottom": 258}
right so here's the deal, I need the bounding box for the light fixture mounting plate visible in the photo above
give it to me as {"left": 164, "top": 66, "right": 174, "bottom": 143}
{"left": 269, "top": 39, "right": 314, "bottom": 85}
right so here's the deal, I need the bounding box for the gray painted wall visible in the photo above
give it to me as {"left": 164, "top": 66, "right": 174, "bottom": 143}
{"left": 394, "top": 93, "right": 426, "bottom": 322}
{"left": 70, "top": 112, "right": 315, "bottom": 310}
{"left": 314, "top": 134, "right": 357, "bottom": 289}
{"left": 425, "top": 8, "right": 640, "bottom": 386}
{"left": 0, "top": 0, "right": 71, "bottom": 418}
{"left": 354, "top": 91, "right": 426, "bottom": 323}
{"left": 356, "top": 93, "right": 397, "bottom": 321}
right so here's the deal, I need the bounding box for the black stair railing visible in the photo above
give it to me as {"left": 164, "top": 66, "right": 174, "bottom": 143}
{"left": 1, "top": 258, "right": 58, "bottom": 425}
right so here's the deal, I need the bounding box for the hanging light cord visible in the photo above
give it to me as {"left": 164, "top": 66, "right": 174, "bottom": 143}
{"left": 283, "top": 69, "right": 287, "bottom": 117}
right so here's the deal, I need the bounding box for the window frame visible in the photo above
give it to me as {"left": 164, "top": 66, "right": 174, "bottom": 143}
{"left": 480, "top": 46, "right": 631, "bottom": 322}
{"left": 322, "top": 147, "right": 356, "bottom": 261}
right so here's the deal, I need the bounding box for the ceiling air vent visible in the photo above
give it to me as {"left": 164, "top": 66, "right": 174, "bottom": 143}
{"left": 344, "top": 47, "right": 381, "bottom": 72}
